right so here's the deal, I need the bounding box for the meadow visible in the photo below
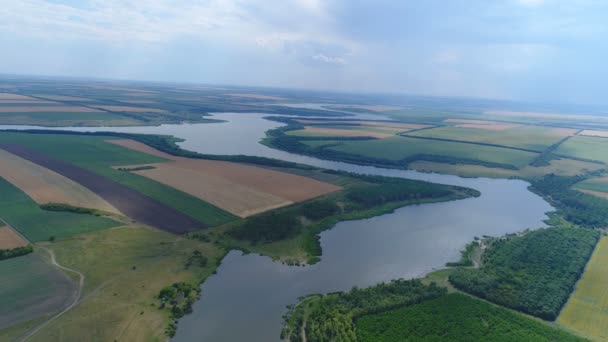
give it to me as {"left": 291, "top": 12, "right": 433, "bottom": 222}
{"left": 356, "top": 294, "right": 585, "bottom": 342}
{"left": 556, "top": 136, "right": 608, "bottom": 164}
{"left": 0, "top": 253, "right": 76, "bottom": 330}
{"left": 559, "top": 237, "right": 608, "bottom": 341}
{"left": 574, "top": 176, "right": 608, "bottom": 199}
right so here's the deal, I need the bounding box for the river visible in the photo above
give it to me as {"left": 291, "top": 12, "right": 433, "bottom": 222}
{"left": 0, "top": 112, "right": 553, "bottom": 341}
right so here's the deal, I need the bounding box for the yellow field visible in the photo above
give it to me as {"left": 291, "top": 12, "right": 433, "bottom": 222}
{"left": 0, "top": 149, "right": 120, "bottom": 214}
{"left": 559, "top": 237, "right": 608, "bottom": 341}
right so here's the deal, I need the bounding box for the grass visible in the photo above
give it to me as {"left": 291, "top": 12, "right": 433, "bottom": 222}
{"left": 356, "top": 293, "right": 585, "bottom": 342}
{"left": 559, "top": 237, "right": 608, "bottom": 341}
{"left": 556, "top": 136, "right": 608, "bottom": 164}
{"left": 574, "top": 177, "right": 608, "bottom": 194}
{"left": 328, "top": 136, "right": 539, "bottom": 168}
{"left": 0, "top": 177, "right": 119, "bottom": 242}
{"left": 0, "top": 253, "right": 76, "bottom": 330}
{"left": 407, "top": 125, "right": 568, "bottom": 151}
{"left": 0, "top": 132, "right": 237, "bottom": 227}
{"left": 27, "top": 226, "right": 225, "bottom": 342}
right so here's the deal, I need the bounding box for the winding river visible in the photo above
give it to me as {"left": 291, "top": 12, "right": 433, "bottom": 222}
{"left": 0, "top": 113, "right": 553, "bottom": 341}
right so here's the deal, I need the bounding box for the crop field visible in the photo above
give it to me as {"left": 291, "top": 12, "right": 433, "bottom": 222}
{"left": 559, "top": 237, "right": 608, "bottom": 341}
{"left": 356, "top": 294, "right": 584, "bottom": 342}
{"left": 0, "top": 132, "right": 237, "bottom": 227}
{"left": 573, "top": 177, "right": 608, "bottom": 199}
{"left": 109, "top": 139, "right": 342, "bottom": 217}
{"left": 33, "top": 95, "right": 96, "bottom": 102}
{"left": 0, "top": 106, "right": 102, "bottom": 113}
{"left": 288, "top": 126, "right": 394, "bottom": 138}
{"left": 444, "top": 118, "right": 522, "bottom": 130}
{"left": 0, "top": 253, "right": 77, "bottom": 329}
{"left": 556, "top": 136, "right": 608, "bottom": 164}
{"left": 0, "top": 177, "right": 120, "bottom": 242}
{"left": 328, "top": 136, "right": 539, "bottom": 168}
{"left": 0, "top": 149, "right": 119, "bottom": 214}
{"left": 0, "top": 93, "right": 36, "bottom": 100}
{"left": 226, "top": 93, "right": 286, "bottom": 100}
{"left": 0, "top": 226, "right": 28, "bottom": 250}
{"left": 1, "top": 145, "right": 205, "bottom": 233}
{"left": 407, "top": 124, "right": 576, "bottom": 151}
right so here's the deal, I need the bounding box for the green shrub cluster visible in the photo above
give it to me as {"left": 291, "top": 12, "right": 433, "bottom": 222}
{"left": 0, "top": 245, "right": 33, "bottom": 260}
{"left": 282, "top": 279, "right": 446, "bottom": 342}
{"left": 449, "top": 227, "right": 600, "bottom": 320}
{"left": 356, "top": 293, "right": 585, "bottom": 342}
{"left": 40, "top": 203, "right": 101, "bottom": 216}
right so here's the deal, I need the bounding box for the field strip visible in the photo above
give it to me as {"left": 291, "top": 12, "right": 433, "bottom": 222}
{"left": 0, "top": 148, "right": 121, "bottom": 214}
{"left": 0, "top": 226, "right": 28, "bottom": 250}
{"left": 0, "top": 106, "right": 102, "bottom": 113}
{"left": 18, "top": 246, "right": 84, "bottom": 342}
{"left": 0, "top": 145, "right": 204, "bottom": 234}
{"left": 399, "top": 134, "right": 544, "bottom": 153}
{"left": 107, "top": 139, "right": 342, "bottom": 202}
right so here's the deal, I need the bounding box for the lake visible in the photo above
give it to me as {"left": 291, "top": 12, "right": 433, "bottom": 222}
{"left": 0, "top": 112, "right": 553, "bottom": 341}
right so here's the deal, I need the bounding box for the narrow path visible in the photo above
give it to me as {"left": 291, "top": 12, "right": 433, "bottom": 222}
{"left": 18, "top": 246, "right": 84, "bottom": 342}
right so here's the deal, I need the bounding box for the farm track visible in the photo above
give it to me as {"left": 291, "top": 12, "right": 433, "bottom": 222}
{"left": 18, "top": 246, "right": 84, "bottom": 342}
{"left": 0, "top": 145, "right": 204, "bottom": 234}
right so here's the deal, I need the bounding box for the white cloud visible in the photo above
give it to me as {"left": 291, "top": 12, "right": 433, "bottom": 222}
{"left": 311, "top": 53, "right": 347, "bottom": 65}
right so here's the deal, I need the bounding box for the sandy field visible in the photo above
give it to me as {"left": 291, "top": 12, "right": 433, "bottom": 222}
{"left": 0, "top": 226, "right": 28, "bottom": 249}
{"left": 299, "top": 126, "right": 393, "bottom": 138}
{"left": 326, "top": 104, "right": 402, "bottom": 112}
{"left": 108, "top": 139, "right": 342, "bottom": 217}
{"left": 0, "top": 106, "right": 102, "bottom": 113}
{"left": 578, "top": 189, "right": 608, "bottom": 199}
{"left": 226, "top": 93, "right": 286, "bottom": 101}
{"left": 92, "top": 105, "right": 168, "bottom": 113}
{"left": 0, "top": 149, "right": 120, "bottom": 214}
{"left": 485, "top": 110, "right": 608, "bottom": 121}
{"left": 580, "top": 130, "right": 608, "bottom": 138}
{"left": 0, "top": 100, "right": 58, "bottom": 104}
{"left": 0, "top": 93, "right": 35, "bottom": 100}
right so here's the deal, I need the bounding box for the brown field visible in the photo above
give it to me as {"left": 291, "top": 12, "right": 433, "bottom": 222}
{"left": 108, "top": 139, "right": 342, "bottom": 217}
{"left": 549, "top": 127, "right": 579, "bottom": 136}
{"left": 0, "top": 106, "right": 102, "bottom": 113}
{"left": 296, "top": 119, "right": 429, "bottom": 130}
{"left": 578, "top": 189, "right": 608, "bottom": 200}
{"left": 226, "top": 93, "right": 286, "bottom": 101}
{"left": 580, "top": 130, "right": 608, "bottom": 138}
{"left": 0, "top": 149, "right": 120, "bottom": 214}
{"left": 91, "top": 105, "right": 168, "bottom": 113}
{"left": 34, "top": 95, "right": 94, "bottom": 101}
{"left": 485, "top": 110, "right": 608, "bottom": 121}
{"left": 298, "top": 126, "right": 393, "bottom": 138}
{"left": 0, "top": 93, "right": 35, "bottom": 100}
{"left": 0, "top": 226, "right": 28, "bottom": 250}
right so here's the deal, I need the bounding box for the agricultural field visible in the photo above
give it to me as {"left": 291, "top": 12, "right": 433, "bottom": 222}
{"left": 0, "top": 148, "right": 119, "bottom": 214}
{"left": 0, "top": 226, "right": 28, "bottom": 250}
{"left": 559, "top": 237, "right": 608, "bottom": 341}
{"left": 287, "top": 120, "right": 430, "bottom": 138}
{"left": 580, "top": 129, "right": 608, "bottom": 138}
{"left": 109, "top": 139, "right": 341, "bottom": 217}
{"left": 0, "top": 132, "right": 237, "bottom": 227}
{"left": 406, "top": 124, "right": 576, "bottom": 151}
{"left": 0, "top": 253, "right": 77, "bottom": 330}
{"left": 556, "top": 136, "right": 608, "bottom": 164}
{"left": 0, "top": 177, "right": 120, "bottom": 242}
{"left": 356, "top": 294, "right": 585, "bottom": 342}
{"left": 327, "top": 136, "right": 538, "bottom": 168}
{"left": 573, "top": 176, "right": 608, "bottom": 199}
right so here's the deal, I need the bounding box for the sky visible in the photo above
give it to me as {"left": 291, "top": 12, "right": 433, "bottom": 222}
{"left": 1, "top": 0, "right": 607, "bottom": 104}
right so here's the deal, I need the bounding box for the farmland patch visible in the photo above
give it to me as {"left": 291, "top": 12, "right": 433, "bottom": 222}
{"left": 91, "top": 105, "right": 168, "bottom": 113}
{"left": 0, "top": 226, "right": 28, "bottom": 250}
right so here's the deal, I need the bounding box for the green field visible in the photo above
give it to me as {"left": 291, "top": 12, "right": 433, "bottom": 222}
{"left": 0, "top": 132, "right": 237, "bottom": 227}
{"left": 407, "top": 125, "right": 566, "bottom": 151}
{"left": 559, "top": 237, "right": 608, "bottom": 341}
{"left": 0, "top": 111, "right": 141, "bottom": 126}
{"left": 450, "top": 227, "right": 600, "bottom": 320}
{"left": 574, "top": 177, "right": 608, "bottom": 194}
{"left": 0, "top": 177, "right": 119, "bottom": 242}
{"left": 327, "top": 136, "right": 538, "bottom": 168}
{"left": 556, "top": 136, "right": 608, "bottom": 164}
{"left": 356, "top": 294, "right": 585, "bottom": 342}
{"left": 0, "top": 253, "right": 76, "bottom": 330}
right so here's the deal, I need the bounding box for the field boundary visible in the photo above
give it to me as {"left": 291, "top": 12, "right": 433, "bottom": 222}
{"left": 399, "top": 134, "right": 544, "bottom": 154}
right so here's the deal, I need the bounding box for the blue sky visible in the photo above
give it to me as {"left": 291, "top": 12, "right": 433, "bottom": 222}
{"left": 1, "top": 0, "right": 607, "bottom": 104}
